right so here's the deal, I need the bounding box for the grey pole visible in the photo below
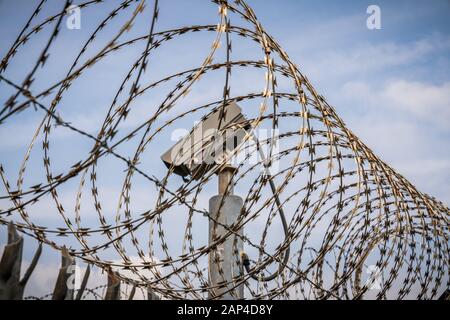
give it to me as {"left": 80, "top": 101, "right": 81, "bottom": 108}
{"left": 208, "top": 165, "right": 243, "bottom": 299}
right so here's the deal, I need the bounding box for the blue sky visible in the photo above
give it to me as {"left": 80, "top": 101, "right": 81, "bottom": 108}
{"left": 0, "top": 0, "right": 449, "bottom": 298}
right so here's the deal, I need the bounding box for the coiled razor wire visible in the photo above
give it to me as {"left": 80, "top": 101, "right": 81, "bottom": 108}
{"left": 0, "top": 0, "right": 449, "bottom": 300}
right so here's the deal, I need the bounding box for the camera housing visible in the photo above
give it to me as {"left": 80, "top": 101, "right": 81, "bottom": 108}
{"left": 160, "top": 102, "right": 249, "bottom": 180}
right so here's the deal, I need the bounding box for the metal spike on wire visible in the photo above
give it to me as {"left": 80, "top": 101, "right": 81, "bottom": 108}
{"left": 0, "top": 0, "right": 449, "bottom": 300}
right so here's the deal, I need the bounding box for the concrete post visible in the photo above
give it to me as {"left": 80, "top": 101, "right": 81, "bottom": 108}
{"left": 208, "top": 166, "right": 243, "bottom": 299}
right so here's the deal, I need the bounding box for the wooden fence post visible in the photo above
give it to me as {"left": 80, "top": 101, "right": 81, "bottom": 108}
{"left": 104, "top": 269, "right": 120, "bottom": 300}
{"left": 0, "top": 223, "right": 42, "bottom": 299}
{"left": 148, "top": 286, "right": 160, "bottom": 300}
{"left": 75, "top": 264, "right": 90, "bottom": 300}
{"left": 52, "top": 247, "right": 74, "bottom": 300}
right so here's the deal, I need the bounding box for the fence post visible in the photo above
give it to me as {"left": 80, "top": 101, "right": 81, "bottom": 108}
{"left": 52, "top": 247, "right": 74, "bottom": 300}
{"left": 104, "top": 269, "right": 121, "bottom": 300}
{"left": 75, "top": 264, "right": 90, "bottom": 300}
{"left": 148, "top": 286, "right": 160, "bottom": 300}
{"left": 0, "top": 223, "right": 41, "bottom": 299}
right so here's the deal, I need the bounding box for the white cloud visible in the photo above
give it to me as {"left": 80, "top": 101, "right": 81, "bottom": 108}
{"left": 381, "top": 80, "right": 450, "bottom": 126}
{"left": 301, "top": 35, "right": 450, "bottom": 82}
{"left": 341, "top": 79, "right": 450, "bottom": 129}
{"left": 337, "top": 78, "right": 450, "bottom": 205}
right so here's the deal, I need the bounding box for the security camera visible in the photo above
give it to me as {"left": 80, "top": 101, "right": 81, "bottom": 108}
{"left": 160, "top": 102, "right": 249, "bottom": 180}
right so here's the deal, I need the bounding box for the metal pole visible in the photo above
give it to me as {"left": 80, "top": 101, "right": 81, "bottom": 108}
{"left": 208, "top": 165, "right": 243, "bottom": 299}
